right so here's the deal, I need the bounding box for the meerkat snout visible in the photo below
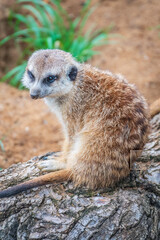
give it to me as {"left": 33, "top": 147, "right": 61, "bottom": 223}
{"left": 30, "top": 89, "right": 40, "bottom": 99}
{"left": 29, "top": 81, "right": 43, "bottom": 99}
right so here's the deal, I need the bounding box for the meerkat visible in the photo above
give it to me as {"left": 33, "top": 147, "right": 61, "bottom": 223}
{"left": 0, "top": 49, "right": 156, "bottom": 198}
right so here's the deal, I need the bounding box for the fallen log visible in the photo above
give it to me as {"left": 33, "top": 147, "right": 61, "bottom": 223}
{"left": 0, "top": 113, "right": 160, "bottom": 240}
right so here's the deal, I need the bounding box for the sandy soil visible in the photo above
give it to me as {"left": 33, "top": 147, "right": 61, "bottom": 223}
{"left": 0, "top": 83, "right": 63, "bottom": 168}
{"left": 0, "top": 0, "right": 160, "bottom": 168}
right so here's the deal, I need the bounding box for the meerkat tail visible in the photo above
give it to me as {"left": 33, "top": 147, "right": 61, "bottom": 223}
{"left": 150, "top": 98, "right": 160, "bottom": 118}
{"left": 0, "top": 169, "right": 72, "bottom": 198}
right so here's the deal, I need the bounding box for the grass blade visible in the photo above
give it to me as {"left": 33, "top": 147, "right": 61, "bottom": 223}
{"left": 0, "top": 140, "right": 5, "bottom": 152}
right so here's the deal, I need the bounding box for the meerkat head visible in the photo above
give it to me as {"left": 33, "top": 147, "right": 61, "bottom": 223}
{"left": 22, "top": 49, "right": 80, "bottom": 99}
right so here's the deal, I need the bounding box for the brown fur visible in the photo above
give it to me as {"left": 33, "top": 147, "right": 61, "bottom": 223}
{"left": 64, "top": 66, "right": 150, "bottom": 188}
{"left": 0, "top": 49, "right": 157, "bottom": 198}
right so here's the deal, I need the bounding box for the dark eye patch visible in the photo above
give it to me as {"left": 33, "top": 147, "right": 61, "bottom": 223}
{"left": 27, "top": 70, "right": 35, "bottom": 81}
{"left": 43, "top": 75, "right": 58, "bottom": 84}
{"left": 68, "top": 66, "right": 78, "bottom": 81}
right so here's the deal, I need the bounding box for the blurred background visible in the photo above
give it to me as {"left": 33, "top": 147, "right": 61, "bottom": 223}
{"left": 0, "top": 0, "right": 160, "bottom": 169}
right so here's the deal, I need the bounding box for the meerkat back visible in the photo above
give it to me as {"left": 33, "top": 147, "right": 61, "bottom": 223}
{"left": 67, "top": 65, "right": 150, "bottom": 188}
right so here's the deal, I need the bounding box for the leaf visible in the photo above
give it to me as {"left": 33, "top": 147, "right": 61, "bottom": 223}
{"left": 0, "top": 140, "right": 5, "bottom": 152}
{"left": 91, "top": 33, "right": 108, "bottom": 46}
{"left": 22, "top": 5, "right": 45, "bottom": 25}
{"left": 18, "top": 0, "right": 46, "bottom": 6}
{"left": 1, "top": 65, "right": 23, "bottom": 82}
{"left": 46, "top": 37, "right": 53, "bottom": 49}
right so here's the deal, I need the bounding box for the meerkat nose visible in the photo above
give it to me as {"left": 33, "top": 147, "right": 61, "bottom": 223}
{"left": 30, "top": 89, "right": 40, "bottom": 99}
{"left": 30, "top": 92, "right": 40, "bottom": 99}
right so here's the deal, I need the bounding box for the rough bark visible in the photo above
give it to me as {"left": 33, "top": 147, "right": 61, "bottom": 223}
{"left": 0, "top": 114, "right": 160, "bottom": 240}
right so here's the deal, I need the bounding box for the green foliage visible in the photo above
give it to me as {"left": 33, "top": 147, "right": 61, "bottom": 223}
{"left": 0, "top": 0, "right": 111, "bottom": 89}
{"left": 0, "top": 140, "right": 5, "bottom": 152}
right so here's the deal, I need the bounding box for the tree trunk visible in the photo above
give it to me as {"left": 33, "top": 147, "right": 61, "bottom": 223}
{"left": 0, "top": 114, "right": 160, "bottom": 240}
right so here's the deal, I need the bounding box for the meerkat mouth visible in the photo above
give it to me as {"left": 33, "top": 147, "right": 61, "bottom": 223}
{"left": 30, "top": 94, "right": 48, "bottom": 100}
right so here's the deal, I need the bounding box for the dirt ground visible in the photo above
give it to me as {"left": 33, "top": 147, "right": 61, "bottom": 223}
{"left": 0, "top": 0, "right": 160, "bottom": 168}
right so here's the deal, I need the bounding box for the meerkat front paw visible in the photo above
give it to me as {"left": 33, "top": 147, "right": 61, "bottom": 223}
{"left": 37, "top": 159, "right": 66, "bottom": 172}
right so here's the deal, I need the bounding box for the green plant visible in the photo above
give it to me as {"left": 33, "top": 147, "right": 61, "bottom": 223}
{"left": 0, "top": 140, "right": 5, "bottom": 152}
{"left": 0, "top": 0, "right": 111, "bottom": 89}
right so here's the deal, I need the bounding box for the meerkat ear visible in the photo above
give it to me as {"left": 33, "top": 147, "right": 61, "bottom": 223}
{"left": 68, "top": 66, "right": 78, "bottom": 81}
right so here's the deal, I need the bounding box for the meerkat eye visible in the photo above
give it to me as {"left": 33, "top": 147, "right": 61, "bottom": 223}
{"left": 68, "top": 66, "right": 78, "bottom": 81}
{"left": 44, "top": 75, "right": 58, "bottom": 84}
{"left": 27, "top": 70, "right": 35, "bottom": 81}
